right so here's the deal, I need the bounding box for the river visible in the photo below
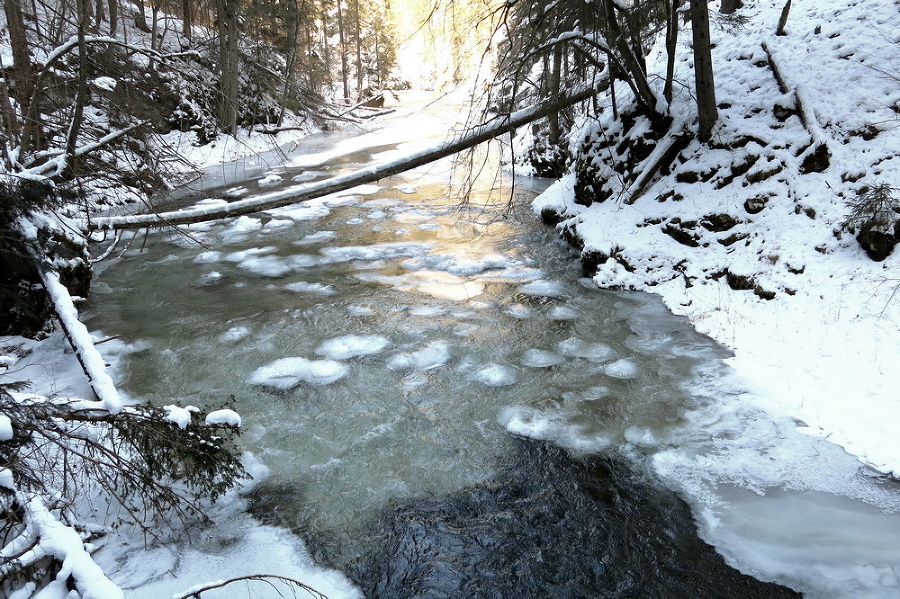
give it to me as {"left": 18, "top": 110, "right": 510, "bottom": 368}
{"left": 85, "top": 96, "right": 900, "bottom": 598}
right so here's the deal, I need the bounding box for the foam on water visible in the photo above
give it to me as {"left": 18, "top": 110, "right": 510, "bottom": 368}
{"left": 604, "top": 358, "right": 639, "bottom": 379}
{"left": 236, "top": 255, "right": 291, "bottom": 277}
{"left": 518, "top": 279, "right": 568, "bottom": 297}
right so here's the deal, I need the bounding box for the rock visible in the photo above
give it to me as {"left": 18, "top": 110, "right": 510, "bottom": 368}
{"left": 857, "top": 229, "right": 897, "bottom": 261}
{"left": 662, "top": 221, "right": 700, "bottom": 247}
{"left": 799, "top": 143, "right": 830, "bottom": 174}
{"left": 744, "top": 195, "right": 769, "bottom": 214}
{"left": 701, "top": 213, "right": 739, "bottom": 232}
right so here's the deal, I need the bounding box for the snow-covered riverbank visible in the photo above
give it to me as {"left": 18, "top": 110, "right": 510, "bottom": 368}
{"left": 535, "top": 0, "right": 900, "bottom": 479}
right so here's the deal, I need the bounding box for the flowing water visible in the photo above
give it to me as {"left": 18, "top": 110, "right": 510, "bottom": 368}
{"left": 85, "top": 101, "right": 900, "bottom": 598}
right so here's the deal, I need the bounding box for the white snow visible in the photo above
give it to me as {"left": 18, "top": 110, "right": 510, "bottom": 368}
{"left": 315, "top": 335, "right": 391, "bottom": 360}
{"left": 257, "top": 173, "right": 283, "bottom": 187}
{"left": 205, "top": 409, "right": 242, "bottom": 427}
{"left": 0, "top": 413, "right": 12, "bottom": 441}
{"left": 532, "top": 0, "right": 900, "bottom": 480}
{"left": 247, "top": 357, "right": 349, "bottom": 388}
{"left": 163, "top": 405, "right": 193, "bottom": 429}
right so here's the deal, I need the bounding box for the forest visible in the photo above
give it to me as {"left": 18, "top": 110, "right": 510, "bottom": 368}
{"left": 1, "top": 0, "right": 900, "bottom": 596}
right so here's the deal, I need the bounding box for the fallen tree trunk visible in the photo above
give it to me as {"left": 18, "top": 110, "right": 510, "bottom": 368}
{"left": 84, "top": 80, "right": 608, "bottom": 232}
{"left": 18, "top": 220, "right": 124, "bottom": 414}
{"left": 625, "top": 120, "right": 692, "bottom": 204}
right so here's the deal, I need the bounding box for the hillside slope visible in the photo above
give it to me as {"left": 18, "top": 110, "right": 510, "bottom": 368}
{"left": 535, "top": 0, "right": 900, "bottom": 476}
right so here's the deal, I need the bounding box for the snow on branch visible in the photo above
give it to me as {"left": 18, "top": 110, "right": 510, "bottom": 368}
{"left": 22, "top": 121, "right": 152, "bottom": 179}
{"left": 84, "top": 80, "right": 610, "bottom": 232}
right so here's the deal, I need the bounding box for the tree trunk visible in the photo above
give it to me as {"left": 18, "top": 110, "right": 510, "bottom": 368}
{"left": 336, "top": 0, "right": 350, "bottom": 103}
{"left": 776, "top": 0, "right": 791, "bottom": 36}
{"left": 690, "top": 0, "right": 717, "bottom": 142}
{"left": 94, "top": 0, "right": 106, "bottom": 30}
{"left": 182, "top": 0, "right": 192, "bottom": 38}
{"left": 66, "top": 0, "right": 91, "bottom": 164}
{"left": 602, "top": 0, "right": 658, "bottom": 113}
{"left": 547, "top": 45, "right": 563, "bottom": 147}
{"left": 720, "top": 0, "right": 742, "bottom": 15}
{"left": 108, "top": 0, "right": 118, "bottom": 35}
{"left": 664, "top": 0, "right": 681, "bottom": 104}
{"left": 277, "top": 0, "right": 300, "bottom": 126}
{"left": 353, "top": 0, "right": 363, "bottom": 99}
{"left": 216, "top": 0, "right": 240, "bottom": 134}
{"left": 4, "top": 0, "right": 42, "bottom": 156}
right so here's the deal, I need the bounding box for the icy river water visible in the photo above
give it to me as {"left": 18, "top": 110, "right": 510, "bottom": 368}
{"left": 84, "top": 102, "right": 900, "bottom": 598}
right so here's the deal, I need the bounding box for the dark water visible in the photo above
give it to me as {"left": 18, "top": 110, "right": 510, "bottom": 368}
{"left": 257, "top": 438, "right": 799, "bottom": 598}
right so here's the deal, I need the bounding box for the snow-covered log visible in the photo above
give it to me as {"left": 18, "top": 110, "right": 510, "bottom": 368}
{"left": 84, "top": 79, "right": 609, "bottom": 232}
{"left": 0, "top": 494, "right": 125, "bottom": 599}
{"left": 17, "top": 218, "right": 123, "bottom": 414}
{"left": 624, "top": 120, "right": 691, "bottom": 204}
{"left": 761, "top": 41, "right": 830, "bottom": 149}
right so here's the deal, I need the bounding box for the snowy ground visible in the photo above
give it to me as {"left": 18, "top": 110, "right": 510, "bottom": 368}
{"left": 534, "top": 0, "right": 900, "bottom": 479}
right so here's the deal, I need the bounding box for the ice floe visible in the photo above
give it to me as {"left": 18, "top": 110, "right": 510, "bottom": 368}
{"left": 315, "top": 335, "right": 391, "bottom": 360}
{"left": 247, "top": 357, "right": 349, "bottom": 388}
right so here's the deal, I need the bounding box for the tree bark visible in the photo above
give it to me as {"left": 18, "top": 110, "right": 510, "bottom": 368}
{"left": 108, "top": 0, "right": 118, "bottom": 35}
{"left": 776, "top": 0, "right": 791, "bottom": 36}
{"left": 720, "top": 0, "right": 743, "bottom": 15}
{"left": 664, "top": 0, "right": 681, "bottom": 104}
{"left": 182, "top": 0, "right": 193, "bottom": 38}
{"left": 602, "top": 0, "right": 658, "bottom": 113}
{"left": 66, "top": 0, "right": 91, "bottom": 165}
{"left": 353, "top": 0, "right": 363, "bottom": 99}
{"left": 216, "top": 0, "right": 240, "bottom": 134}
{"left": 277, "top": 0, "right": 301, "bottom": 126}
{"left": 4, "top": 0, "right": 42, "bottom": 155}
{"left": 336, "top": 0, "right": 351, "bottom": 103}
{"left": 689, "top": 0, "right": 717, "bottom": 141}
{"left": 86, "top": 81, "right": 609, "bottom": 232}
